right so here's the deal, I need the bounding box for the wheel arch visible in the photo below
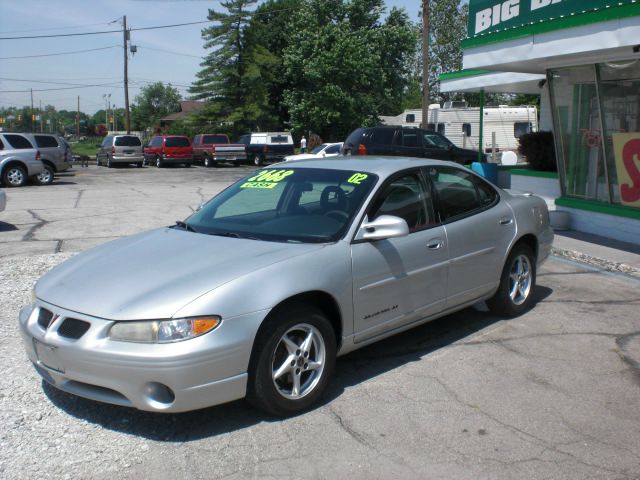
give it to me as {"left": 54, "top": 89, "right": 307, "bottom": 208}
{"left": 41, "top": 158, "right": 56, "bottom": 172}
{"left": 1, "top": 160, "right": 28, "bottom": 176}
{"left": 511, "top": 233, "right": 538, "bottom": 262}
{"left": 249, "top": 290, "right": 343, "bottom": 368}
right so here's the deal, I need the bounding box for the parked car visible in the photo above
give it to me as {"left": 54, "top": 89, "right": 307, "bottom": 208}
{"left": 0, "top": 189, "right": 6, "bottom": 212}
{"left": 192, "top": 134, "right": 246, "bottom": 167}
{"left": 96, "top": 135, "right": 144, "bottom": 168}
{"left": 342, "top": 126, "right": 486, "bottom": 164}
{"left": 237, "top": 132, "right": 295, "bottom": 166}
{"left": 284, "top": 142, "right": 344, "bottom": 161}
{"left": 0, "top": 133, "right": 44, "bottom": 188}
{"left": 19, "top": 157, "right": 553, "bottom": 416}
{"left": 20, "top": 133, "right": 73, "bottom": 185}
{"left": 143, "top": 136, "right": 193, "bottom": 168}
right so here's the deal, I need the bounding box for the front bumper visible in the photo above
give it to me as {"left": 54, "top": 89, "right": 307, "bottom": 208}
{"left": 19, "top": 300, "right": 266, "bottom": 412}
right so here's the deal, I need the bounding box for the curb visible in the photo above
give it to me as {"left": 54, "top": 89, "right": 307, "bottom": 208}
{"left": 551, "top": 247, "right": 640, "bottom": 279}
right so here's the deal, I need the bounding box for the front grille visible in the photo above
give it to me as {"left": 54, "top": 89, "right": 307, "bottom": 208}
{"left": 57, "top": 318, "right": 90, "bottom": 340}
{"left": 37, "top": 308, "right": 54, "bottom": 329}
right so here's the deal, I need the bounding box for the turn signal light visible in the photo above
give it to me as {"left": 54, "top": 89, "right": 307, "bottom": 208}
{"left": 357, "top": 144, "right": 367, "bottom": 155}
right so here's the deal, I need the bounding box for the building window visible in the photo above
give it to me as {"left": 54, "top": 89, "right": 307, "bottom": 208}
{"left": 514, "top": 122, "right": 532, "bottom": 138}
{"left": 462, "top": 123, "right": 471, "bottom": 137}
{"left": 549, "top": 60, "right": 640, "bottom": 208}
{"left": 406, "top": 114, "right": 416, "bottom": 123}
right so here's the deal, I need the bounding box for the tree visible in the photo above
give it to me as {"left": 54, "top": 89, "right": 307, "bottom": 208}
{"left": 282, "top": 0, "right": 418, "bottom": 140}
{"left": 189, "top": 0, "right": 261, "bottom": 137}
{"left": 130, "top": 82, "right": 181, "bottom": 130}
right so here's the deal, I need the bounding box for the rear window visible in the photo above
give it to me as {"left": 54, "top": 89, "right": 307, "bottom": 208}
{"left": 114, "top": 136, "right": 142, "bottom": 147}
{"left": 345, "top": 128, "right": 367, "bottom": 146}
{"left": 203, "top": 135, "right": 228, "bottom": 144}
{"left": 34, "top": 135, "right": 59, "bottom": 148}
{"left": 165, "top": 137, "right": 190, "bottom": 147}
{"left": 370, "top": 128, "right": 396, "bottom": 145}
{"left": 4, "top": 134, "right": 33, "bottom": 149}
{"left": 270, "top": 135, "right": 290, "bottom": 143}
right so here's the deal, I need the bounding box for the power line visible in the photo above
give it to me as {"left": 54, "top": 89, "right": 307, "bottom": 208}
{"left": 137, "top": 45, "right": 203, "bottom": 59}
{"left": 0, "top": 21, "right": 112, "bottom": 35}
{"left": 0, "top": 5, "right": 304, "bottom": 40}
{"left": 0, "top": 82, "right": 122, "bottom": 93}
{"left": 0, "top": 45, "right": 120, "bottom": 60}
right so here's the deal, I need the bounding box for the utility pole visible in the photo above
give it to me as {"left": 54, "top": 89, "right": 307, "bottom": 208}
{"left": 123, "top": 15, "right": 131, "bottom": 133}
{"left": 76, "top": 96, "right": 80, "bottom": 138}
{"left": 39, "top": 100, "right": 43, "bottom": 133}
{"left": 30, "top": 88, "right": 34, "bottom": 132}
{"left": 421, "top": 0, "right": 430, "bottom": 129}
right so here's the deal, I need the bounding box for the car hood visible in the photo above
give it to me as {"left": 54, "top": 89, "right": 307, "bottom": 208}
{"left": 35, "top": 228, "right": 323, "bottom": 321}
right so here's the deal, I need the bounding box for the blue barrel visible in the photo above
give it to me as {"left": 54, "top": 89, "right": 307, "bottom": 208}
{"left": 471, "top": 162, "right": 498, "bottom": 184}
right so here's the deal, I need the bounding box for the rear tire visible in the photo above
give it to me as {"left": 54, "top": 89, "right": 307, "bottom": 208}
{"left": 96, "top": 156, "right": 101, "bottom": 167}
{"left": 107, "top": 156, "right": 113, "bottom": 168}
{"left": 204, "top": 155, "right": 211, "bottom": 168}
{"left": 247, "top": 304, "right": 336, "bottom": 417}
{"left": 487, "top": 244, "right": 536, "bottom": 317}
{"left": 253, "top": 153, "right": 263, "bottom": 166}
{"left": 2, "top": 165, "right": 28, "bottom": 187}
{"left": 156, "top": 156, "right": 163, "bottom": 168}
{"left": 34, "top": 164, "right": 54, "bottom": 185}
{"left": 184, "top": 162, "right": 191, "bottom": 168}
{"left": 136, "top": 162, "right": 143, "bottom": 168}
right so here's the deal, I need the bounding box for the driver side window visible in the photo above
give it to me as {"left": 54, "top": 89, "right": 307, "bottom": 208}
{"left": 369, "top": 173, "right": 433, "bottom": 232}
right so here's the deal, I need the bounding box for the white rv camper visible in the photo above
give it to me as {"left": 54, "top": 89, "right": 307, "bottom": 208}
{"left": 380, "top": 102, "right": 538, "bottom": 160}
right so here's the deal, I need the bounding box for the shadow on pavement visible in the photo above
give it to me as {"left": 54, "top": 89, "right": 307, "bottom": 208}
{"left": 42, "top": 285, "right": 553, "bottom": 441}
{"left": 0, "top": 221, "right": 18, "bottom": 232}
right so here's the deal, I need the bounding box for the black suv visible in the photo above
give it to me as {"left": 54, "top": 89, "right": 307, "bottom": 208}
{"left": 342, "top": 126, "right": 485, "bottom": 164}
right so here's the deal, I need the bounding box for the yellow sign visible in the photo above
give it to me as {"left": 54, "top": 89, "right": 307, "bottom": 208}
{"left": 612, "top": 133, "right": 640, "bottom": 207}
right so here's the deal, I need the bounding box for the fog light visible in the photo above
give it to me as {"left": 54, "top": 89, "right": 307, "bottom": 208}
{"left": 144, "top": 382, "right": 175, "bottom": 406}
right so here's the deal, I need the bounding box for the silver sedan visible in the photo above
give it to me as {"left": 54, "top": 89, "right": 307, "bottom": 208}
{"left": 19, "top": 157, "right": 553, "bottom": 416}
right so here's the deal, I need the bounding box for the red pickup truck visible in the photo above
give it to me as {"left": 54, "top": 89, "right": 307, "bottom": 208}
{"left": 192, "top": 134, "right": 247, "bottom": 168}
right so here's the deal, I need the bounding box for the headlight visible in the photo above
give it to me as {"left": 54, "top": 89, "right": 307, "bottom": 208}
{"left": 108, "top": 316, "right": 221, "bottom": 343}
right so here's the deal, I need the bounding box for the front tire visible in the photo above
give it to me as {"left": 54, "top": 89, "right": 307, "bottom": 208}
{"left": 34, "top": 164, "right": 54, "bottom": 185}
{"left": 156, "top": 155, "right": 163, "bottom": 168}
{"left": 487, "top": 244, "right": 536, "bottom": 317}
{"left": 2, "top": 165, "right": 28, "bottom": 187}
{"left": 253, "top": 153, "right": 263, "bottom": 166}
{"left": 247, "top": 304, "right": 336, "bottom": 416}
{"left": 204, "top": 155, "right": 211, "bottom": 168}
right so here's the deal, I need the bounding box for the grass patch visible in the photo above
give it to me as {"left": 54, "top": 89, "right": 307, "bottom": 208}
{"left": 69, "top": 137, "right": 102, "bottom": 158}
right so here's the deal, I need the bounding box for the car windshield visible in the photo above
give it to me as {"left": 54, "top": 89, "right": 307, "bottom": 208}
{"left": 310, "top": 144, "right": 327, "bottom": 154}
{"left": 114, "top": 136, "right": 142, "bottom": 147}
{"left": 166, "top": 137, "right": 190, "bottom": 147}
{"left": 187, "top": 168, "right": 377, "bottom": 243}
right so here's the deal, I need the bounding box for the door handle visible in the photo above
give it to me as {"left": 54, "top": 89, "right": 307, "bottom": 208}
{"left": 427, "top": 239, "right": 444, "bottom": 250}
{"left": 499, "top": 217, "right": 513, "bottom": 225}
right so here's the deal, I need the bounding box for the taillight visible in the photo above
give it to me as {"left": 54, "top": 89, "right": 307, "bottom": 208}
{"left": 111, "top": 146, "right": 115, "bottom": 154}
{"left": 211, "top": 146, "right": 216, "bottom": 153}
{"left": 262, "top": 145, "right": 268, "bottom": 153}
{"left": 357, "top": 144, "right": 367, "bottom": 155}
{"left": 36, "top": 150, "right": 41, "bottom": 161}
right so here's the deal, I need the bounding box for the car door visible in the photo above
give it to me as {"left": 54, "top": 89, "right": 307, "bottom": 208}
{"left": 396, "top": 129, "right": 423, "bottom": 158}
{"left": 368, "top": 127, "right": 398, "bottom": 156}
{"left": 426, "top": 165, "right": 516, "bottom": 307}
{"left": 421, "top": 131, "right": 453, "bottom": 161}
{"left": 351, "top": 170, "right": 448, "bottom": 343}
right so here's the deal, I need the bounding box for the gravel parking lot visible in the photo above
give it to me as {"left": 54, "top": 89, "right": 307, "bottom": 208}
{"left": 1, "top": 165, "right": 639, "bottom": 479}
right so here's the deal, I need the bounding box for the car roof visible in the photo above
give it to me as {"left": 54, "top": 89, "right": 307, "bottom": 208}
{"left": 274, "top": 156, "right": 462, "bottom": 176}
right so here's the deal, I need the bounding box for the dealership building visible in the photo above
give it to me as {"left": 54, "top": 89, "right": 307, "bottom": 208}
{"left": 440, "top": 0, "right": 640, "bottom": 244}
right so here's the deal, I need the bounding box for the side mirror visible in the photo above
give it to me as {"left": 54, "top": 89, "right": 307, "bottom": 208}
{"left": 356, "top": 215, "right": 409, "bottom": 241}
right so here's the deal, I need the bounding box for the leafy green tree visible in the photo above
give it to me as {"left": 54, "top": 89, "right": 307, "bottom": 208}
{"left": 282, "top": 0, "right": 418, "bottom": 140}
{"left": 130, "top": 82, "right": 181, "bottom": 130}
{"left": 241, "top": 0, "right": 301, "bottom": 131}
{"left": 189, "top": 0, "right": 262, "bottom": 137}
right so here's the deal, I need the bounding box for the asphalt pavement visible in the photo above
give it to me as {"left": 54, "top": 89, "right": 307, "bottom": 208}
{"left": 1, "top": 164, "right": 639, "bottom": 479}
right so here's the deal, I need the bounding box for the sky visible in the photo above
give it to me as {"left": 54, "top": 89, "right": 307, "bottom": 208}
{"left": 0, "top": 0, "right": 423, "bottom": 114}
